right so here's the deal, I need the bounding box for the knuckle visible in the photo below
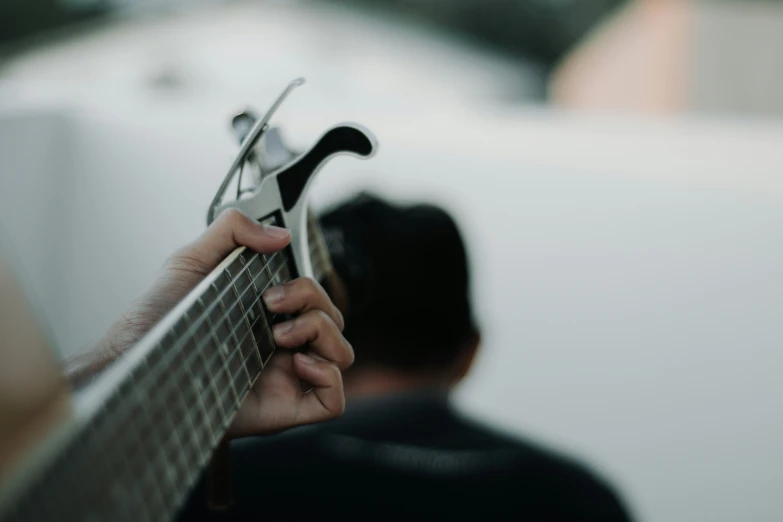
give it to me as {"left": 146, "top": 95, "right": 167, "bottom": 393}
{"left": 298, "top": 276, "right": 320, "bottom": 298}
{"left": 163, "top": 247, "right": 210, "bottom": 277}
{"left": 284, "top": 277, "right": 310, "bottom": 300}
{"left": 329, "top": 363, "right": 342, "bottom": 381}
{"left": 312, "top": 309, "right": 333, "bottom": 329}
{"left": 220, "top": 208, "right": 247, "bottom": 227}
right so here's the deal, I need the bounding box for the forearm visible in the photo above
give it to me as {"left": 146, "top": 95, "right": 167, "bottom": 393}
{"left": 61, "top": 312, "right": 151, "bottom": 389}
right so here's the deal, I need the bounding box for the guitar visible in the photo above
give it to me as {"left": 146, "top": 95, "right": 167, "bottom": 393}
{"left": 0, "top": 78, "right": 377, "bottom": 521}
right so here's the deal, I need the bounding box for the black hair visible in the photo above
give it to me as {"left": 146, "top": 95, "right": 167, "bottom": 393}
{"left": 319, "top": 192, "right": 478, "bottom": 373}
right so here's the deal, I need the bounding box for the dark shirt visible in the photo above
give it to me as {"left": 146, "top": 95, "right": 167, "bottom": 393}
{"left": 177, "top": 390, "right": 632, "bottom": 521}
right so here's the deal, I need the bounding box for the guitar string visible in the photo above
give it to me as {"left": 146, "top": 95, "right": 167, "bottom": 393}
{"left": 116, "top": 252, "right": 330, "bottom": 522}
{"left": 79, "top": 259, "right": 291, "bottom": 521}
{"left": 124, "top": 248, "right": 282, "bottom": 418}
{"left": 122, "top": 233, "right": 329, "bottom": 456}
{"left": 139, "top": 262, "right": 338, "bottom": 506}
{"left": 135, "top": 246, "right": 333, "bottom": 506}
{"left": 126, "top": 289, "right": 283, "bottom": 514}
{"left": 135, "top": 239, "right": 329, "bottom": 426}
{"left": 67, "top": 251, "right": 278, "bottom": 512}
{"left": 96, "top": 244, "right": 331, "bottom": 504}
{"left": 134, "top": 225, "right": 325, "bottom": 405}
{"left": 110, "top": 252, "right": 283, "bottom": 442}
{"left": 17, "top": 229, "right": 332, "bottom": 520}
{"left": 78, "top": 225, "right": 331, "bottom": 517}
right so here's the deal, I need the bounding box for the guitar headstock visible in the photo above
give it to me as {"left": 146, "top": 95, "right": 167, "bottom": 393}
{"left": 207, "top": 78, "right": 378, "bottom": 282}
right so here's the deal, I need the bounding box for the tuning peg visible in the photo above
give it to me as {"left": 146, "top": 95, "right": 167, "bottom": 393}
{"left": 231, "top": 109, "right": 260, "bottom": 144}
{"left": 258, "top": 127, "right": 297, "bottom": 172}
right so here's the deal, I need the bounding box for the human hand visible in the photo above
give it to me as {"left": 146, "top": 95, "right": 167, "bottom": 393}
{"left": 64, "top": 209, "right": 352, "bottom": 437}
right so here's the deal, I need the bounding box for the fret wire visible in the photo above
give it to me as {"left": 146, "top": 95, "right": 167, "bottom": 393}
{"left": 235, "top": 255, "right": 263, "bottom": 389}
{"left": 181, "top": 380, "right": 214, "bottom": 463}
{"left": 186, "top": 308, "right": 229, "bottom": 430}
{"left": 212, "top": 281, "right": 253, "bottom": 391}
{"left": 140, "top": 352, "right": 198, "bottom": 491}
{"left": 201, "top": 266, "right": 288, "bottom": 398}
{"left": 122, "top": 259, "right": 291, "bottom": 480}
{"left": 136, "top": 266, "right": 289, "bottom": 476}
{"left": 86, "top": 369, "right": 163, "bottom": 519}
{"left": 135, "top": 394, "right": 175, "bottom": 516}
{"left": 86, "top": 384, "right": 144, "bottom": 521}
{"left": 125, "top": 262, "right": 290, "bottom": 516}
{"left": 175, "top": 350, "right": 207, "bottom": 457}
{"left": 132, "top": 368, "right": 205, "bottom": 507}
{"left": 155, "top": 259, "right": 288, "bottom": 415}
{"left": 162, "top": 395, "right": 202, "bottom": 510}
{"left": 162, "top": 391, "right": 196, "bottom": 487}
{"left": 56, "top": 252, "right": 292, "bottom": 521}
{"left": 228, "top": 266, "right": 261, "bottom": 360}
{"left": 31, "top": 243, "right": 287, "bottom": 519}
{"left": 119, "top": 386, "right": 162, "bottom": 522}
{"left": 173, "top": 373, "right": 208, "bottom": 467}
{"left": 139, "top": 315, "right": 279, "bottom": 479}
{"left": 128, "top": 249, "right": 275, "bottom": 435}
{"left": 131, "top": 250, "right": 275, "bottom": 411}
{"left": 144, "top": 255, "right": 288, "bottom": 427}
{"left": 115, "top": 353, "right": 257, "bottom": 520}
{"left": 121, "top": 334, "right": 274, "bottom": 509}
{"left": 225, "top": 260, "right": 260, "bottom": 375}
{"left": 183, "top": 353, "right": 218, "bottom": 446}
{"left": 224, "top": 267, "right": 257, "bottom": 400}
{"left": 203, "top": 300, "right": 242, "bottom": 411}
{"left": 113, "top": 418, "right": 157, "bottom": 522}
{"left": 93, "top": 255, "right": 270, "bottom": 494}
{"left": 105, "top": 355, "right": 205, "bottom": 521}
{"left": 263, "top": 256, "right": 275, "bottom": 287}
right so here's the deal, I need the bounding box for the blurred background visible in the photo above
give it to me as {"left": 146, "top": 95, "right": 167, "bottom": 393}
{"left": 1, "top": 0, "right": 782, "bottom": 521}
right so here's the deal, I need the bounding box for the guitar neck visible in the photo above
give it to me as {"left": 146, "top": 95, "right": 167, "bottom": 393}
{"left": 1, "top": 213, "right": 333, "bottom": 521}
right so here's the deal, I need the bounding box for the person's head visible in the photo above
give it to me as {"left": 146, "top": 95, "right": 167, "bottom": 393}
{"left": 320, "top": 192, "right": 480, "bottom": 396}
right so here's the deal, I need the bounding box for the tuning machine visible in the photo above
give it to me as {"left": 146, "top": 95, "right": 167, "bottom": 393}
{"left": 229, "top": 111, "right": 297, "bottom": 199}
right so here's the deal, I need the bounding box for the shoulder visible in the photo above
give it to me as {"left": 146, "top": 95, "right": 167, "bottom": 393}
{"left": 455, "top": 416, "right": 633, "bottom": 521}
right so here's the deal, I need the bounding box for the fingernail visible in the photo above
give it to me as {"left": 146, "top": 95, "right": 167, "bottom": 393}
{"left": 263, "top": 224, "right": 291, "bottom": 239}
{"left": 296, "top": 352, "right": 316, "bottom": 364}
{"left": 263, "top": 285, "right": 285, "bottom": 306}
{"left": 273, "top": 321, "right": 295, "bottom": 337}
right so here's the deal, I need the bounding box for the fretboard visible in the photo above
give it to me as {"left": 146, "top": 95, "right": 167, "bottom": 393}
{"left": 1, "top": 210, "right": 335, "bottom": 522}
{"left": 3, "top": 247, "right": 300, "bottom": 521}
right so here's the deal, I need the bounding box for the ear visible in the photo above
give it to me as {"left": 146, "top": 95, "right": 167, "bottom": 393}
{"left": 450, "top": 332, "right": 481, "bottom": 385}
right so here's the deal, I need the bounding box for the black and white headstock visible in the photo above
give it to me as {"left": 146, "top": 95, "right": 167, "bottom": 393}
{"left": 207, "top": 78, "right": 378, "bottom": 279}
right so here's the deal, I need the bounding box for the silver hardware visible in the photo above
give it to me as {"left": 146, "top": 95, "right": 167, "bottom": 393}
{"left": 207, "top": 77, "right": 305, "bottom": 225}
{"left": 208, "top": 77, "right": 378, "bottom": 279}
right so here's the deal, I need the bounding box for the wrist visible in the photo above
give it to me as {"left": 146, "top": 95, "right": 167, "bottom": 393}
{"left": 61, "top": 313, "right": 148, "bottom": 388}
{"left": 61, "top": 344, "right": 113, "bottom": 389}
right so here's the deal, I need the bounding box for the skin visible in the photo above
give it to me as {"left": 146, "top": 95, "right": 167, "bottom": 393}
{"left": 62, "top": 208, "right": 354, "bottom": 439}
